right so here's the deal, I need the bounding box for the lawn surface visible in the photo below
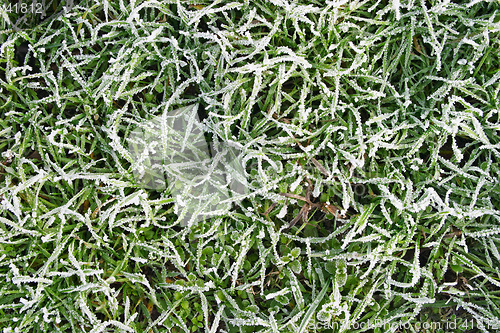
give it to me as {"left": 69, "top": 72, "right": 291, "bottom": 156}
{"left": 1, "top": 0, "right": 500, "bottom": 332}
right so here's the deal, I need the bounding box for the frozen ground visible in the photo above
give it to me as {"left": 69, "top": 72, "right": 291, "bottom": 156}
{"left": 1, "top": 0, "right": 500, "bottom": 332}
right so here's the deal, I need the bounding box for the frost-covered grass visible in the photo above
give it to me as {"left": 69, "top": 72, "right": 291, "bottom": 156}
{"left": 1, "top": 0, "right": 500, "bottom": 332}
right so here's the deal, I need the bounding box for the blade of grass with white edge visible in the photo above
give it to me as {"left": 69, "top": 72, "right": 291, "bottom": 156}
{"left": 208, "top": 304, "right": 225, "bottom": 333}
{"left": 341, "top": 202, "right": 378, "bottom": 250}
{"left": 297, "top": 279, "right": 330, "bottom": 333}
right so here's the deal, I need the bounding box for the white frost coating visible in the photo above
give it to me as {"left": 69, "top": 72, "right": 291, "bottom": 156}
{"left": 276, "top": 204, "right": 287, "bottom": 218}
{"left": 265, "top": 287, "right": 291, "bottom": 300}
{"left": 3, "top": 1, "right": 500, "bottom": 331}
{"left": 393, "top": 0, "right": 401, "bottom": 20}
